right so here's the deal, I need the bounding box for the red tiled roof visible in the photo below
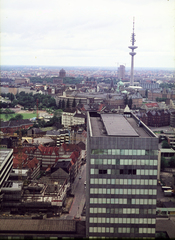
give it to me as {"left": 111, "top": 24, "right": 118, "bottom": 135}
{"left": 25, "top": 157, "right": 39, "bottom": 170}
{"left": 145, "top": 102, "right": 159, "bottom": 108}
{"left": 98, "top": 103, "right": 105, "bottom": 111}
{"left": 61, "top": 143, "right": 81, "bottom": 153}
{"left": 38, "top": 145, "right": 59, "bottom": 156}
{"left": 13, "top": 152, "right": 28, "bottom": 166}
{"left": 23, "top": 146, "right": 36, "bottom": 154}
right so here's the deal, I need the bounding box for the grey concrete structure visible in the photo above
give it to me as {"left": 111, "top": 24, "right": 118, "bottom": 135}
{"left": 86, "top": 112, "right": 158, "bottom": 238}
{"left": 0, "top": 149, "right": 13, "bottom": 190}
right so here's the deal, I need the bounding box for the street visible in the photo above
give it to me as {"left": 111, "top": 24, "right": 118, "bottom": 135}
{"left": 60, "top": 163, "right": 86, "bottom": 220}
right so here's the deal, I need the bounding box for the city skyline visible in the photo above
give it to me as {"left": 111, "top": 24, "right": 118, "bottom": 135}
{"left": 1, "top": 0, "right": 175, "bottom": 68}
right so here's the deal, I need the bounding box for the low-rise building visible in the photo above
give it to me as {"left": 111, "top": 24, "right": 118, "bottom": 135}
{"left": 0, "top": 119, "right": 33, "bottom": 134}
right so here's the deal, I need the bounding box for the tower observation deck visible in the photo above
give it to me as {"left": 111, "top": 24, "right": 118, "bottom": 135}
{"left": 128, "top": 18, "right": 138, "bottom": 86}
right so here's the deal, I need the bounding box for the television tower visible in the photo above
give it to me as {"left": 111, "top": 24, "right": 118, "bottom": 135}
{"left": 128, "top": 17, "right": 138, "bottom": 86}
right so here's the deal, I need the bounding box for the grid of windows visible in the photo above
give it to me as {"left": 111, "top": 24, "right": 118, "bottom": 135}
{"left": 89, "top": 227, "right": 156, "bottom": 234}
{"left": 90, "top": 188, "right": 157, "bottom": 197}
{"left": 90, "top": 198, "right": 157, "bottom": 205}
{"left": 91, "top": 149, "right": 158, "bottom": 156}
{"left": 89, "top": 207, "right": 156, "bottom": 215}
{"left": 91, "top": 158, "right": 157, "bottom": 166}
{"left": 89, "top": 217, "right": 156, "bottom": 224}
{"left": 90, "top": 178, "right": 157, "bottom": 185}
{"left": 90, "top": 168, "right": 157, "bottom": 176}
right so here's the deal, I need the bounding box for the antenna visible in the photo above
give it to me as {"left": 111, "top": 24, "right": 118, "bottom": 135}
{"left": 133, "top": 17, "right": 135, "bottom": 33}
{"left": 128, "top": 17, "right": 138, "bottom": 86}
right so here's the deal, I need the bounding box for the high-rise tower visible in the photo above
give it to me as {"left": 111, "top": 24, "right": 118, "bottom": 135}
{"left": 128, "top": 18, "right": 138, "bottom": 86}
{"left": 86, "top": 112, "right": 158, "bottom": 238}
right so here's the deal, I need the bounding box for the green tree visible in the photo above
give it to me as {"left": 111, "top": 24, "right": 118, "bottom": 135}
{"left": 4, "top": 108, "right": 14, "bottom": 121}
{"left": 128, "top": 98, "right": 132, "bottom": 109}
{"left": 162, "top": 140, "right": 171, "bottom": 148}
{"left": 161, "top": 157, "right": 168, "bottom": 171}
{"left": 54, "top": 109, "right": 62, "bottom": 118}
{"left": 72, "top": 98, "right": 76, "bottom": 108}
{"left": 62, "top": 99, "right": 65, "bottom": 110}
{"left": 15, "top": 114, "right": 23, "bottom": 120}
{"left": 58, "top": 100, "right": 62, "bottom": 109}
{"left": 9, "top": 113, "right": 23, "bottom": 121}
{"left": 4, "top": 109, "right": 9, "bottom": 121}
{"left": 124, "top": 95, "right": 128, "bottom": 106}
{"left": 169, "top": 156, "right": 175, "bottom": 168}
{"left": 11, "top": 99, "right": 18, "bottom": 107}
{"left": 66, "top": 99, "right": 70, "bottom": 109}
{"left": 145, "top": 89, "right": 148, "bottom": 98}
{"left": 7, "top": 93, "right": 15, "bottom": 102}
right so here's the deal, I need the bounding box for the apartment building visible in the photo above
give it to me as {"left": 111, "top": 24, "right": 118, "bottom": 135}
{"left": 86, "top": 112, "right": 158, "bottom": 238}
{"left": 62, "top": 109, "right": 85, "bottom": 128}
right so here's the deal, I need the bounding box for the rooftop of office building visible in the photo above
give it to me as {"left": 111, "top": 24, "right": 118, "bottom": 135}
{"left": 88, "top": 112, "right": 157, "bottom": 138}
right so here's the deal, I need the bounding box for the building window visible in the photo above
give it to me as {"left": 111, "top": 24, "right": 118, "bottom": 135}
{"left": 120, "top": 169, "right": 136, "bottom": 175}
{"left": 99, "top": 169, "right": 107, "bottom": 174}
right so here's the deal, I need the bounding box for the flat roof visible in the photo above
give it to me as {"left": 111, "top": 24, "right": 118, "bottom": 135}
{"left": 101, "top": 114, "right": 139, "bottom": 137}
{"left": 160, "top": 148, "right": 175, "bottom": 153}
{"left": 89, "top": 113, "right": 154, "bottom": 138}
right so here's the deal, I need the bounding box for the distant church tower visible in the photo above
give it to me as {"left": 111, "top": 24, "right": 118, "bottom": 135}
{"left": 128, "top": 18, "right": 138, "bottom": 86}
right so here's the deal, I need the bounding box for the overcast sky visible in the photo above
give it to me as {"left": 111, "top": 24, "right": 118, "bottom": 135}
{"left": 1, "top": 0, "right": 175, "bottom": 68}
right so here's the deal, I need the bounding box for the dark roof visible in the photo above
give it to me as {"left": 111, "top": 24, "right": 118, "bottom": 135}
{"left": 32, "top": 128, "right": 45, "bottom": 133}
{"left": 74, "top": 113, "right": 85, "bottom": 118}
{"left": 0, "top": 219, "right": 76, "bottom": 233}
{"left": 54, "top": 160, "right": 70, "bottom": 170}
{"left": 163, "top": 201, "right": 175, "bottom": 208}
{"left": 0, "top": 121, "right": 9, "bottom": 128}
{"left": 50, "top": 167, "right": 69, "bottom": 179}
{"left": 0, "top": 119, "right": 33, "bottom": 128}
{"left": 77, "top": 141, "right": 86, "bottom": 150}
{"left": 63, "top": 108, "right": 76, "bottom": 113}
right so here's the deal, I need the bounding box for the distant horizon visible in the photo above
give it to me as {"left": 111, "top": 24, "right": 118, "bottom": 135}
{"left": 1, "top": 65, "right": 175, "bottom": 71}
{"left": 1, "top": 1, "right": 174, "bottom": 69}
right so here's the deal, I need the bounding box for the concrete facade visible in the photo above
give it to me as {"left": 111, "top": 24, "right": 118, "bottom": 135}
{"left": 86, "top": 112, "right": 158, "bottom": 238}
{"left": 0, "top": 149, "right": 13, "bottom": 190}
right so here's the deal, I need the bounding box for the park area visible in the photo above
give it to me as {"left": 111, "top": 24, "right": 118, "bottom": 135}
{"left": 0, "top": 112, "right": 37, "bottom": 121}
{"left": 0, "top": 109, "right": 51, "bottom": 121}
{"left": 1, "top": 113, "right": 36, "bottom": 121}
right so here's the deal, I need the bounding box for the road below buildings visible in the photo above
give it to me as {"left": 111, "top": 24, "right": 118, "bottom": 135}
{"left": 60, "top": 163, "right": 86, "bottom": 220}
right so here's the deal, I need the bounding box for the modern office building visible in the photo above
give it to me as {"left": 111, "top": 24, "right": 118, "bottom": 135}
{"left": 118, "top": 65, "right": 125, "bottom": 80}
{"left": 86, "top": 111, "right": 158, "bottom": 238}
{"left": 0, "top": 149, "right": 13, "bottom": 190}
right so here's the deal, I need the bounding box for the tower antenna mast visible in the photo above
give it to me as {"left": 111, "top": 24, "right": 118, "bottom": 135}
{"left": 128, "top": 17, "right": 138, "bottom": 86}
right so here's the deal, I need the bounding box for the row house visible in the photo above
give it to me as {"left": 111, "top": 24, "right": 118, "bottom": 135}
{"left": 16, "top": 143, "right": 84, "bottom": 184}
{"left": 33, "top": 145, "right": 59, "bottom": 169}
{"left": 0, "top": 119, "right": 33, "bottom": 135}
{"left": 13, "top": 152, "right": 40, "bottom": 180}
{"left": 148, "top": 88, "right": 175, "bottom": 101}
{"left": 136, "top": 109, "right": 170, "bottom": 127}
